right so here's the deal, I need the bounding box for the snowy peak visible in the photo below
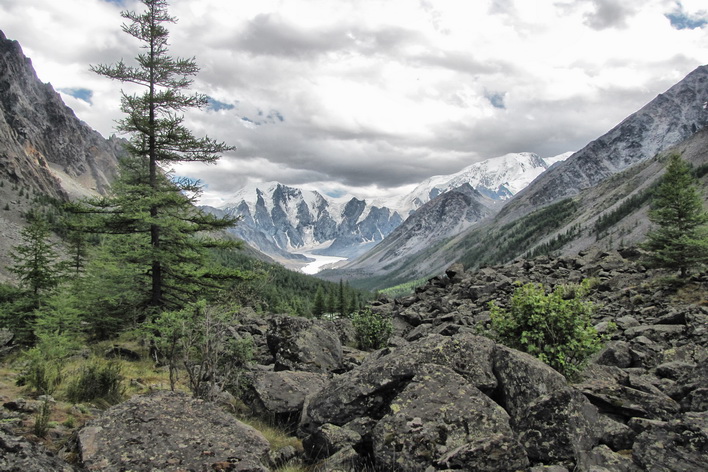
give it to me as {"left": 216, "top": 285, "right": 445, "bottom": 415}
{"left": 214, "top": 151, "right": 570, "bottom": 269}
{"left": 393, "top": 152, "right": 570, "bottom": 215}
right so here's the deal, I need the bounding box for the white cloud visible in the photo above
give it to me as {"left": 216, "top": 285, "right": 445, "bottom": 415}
{"left": 1, "top": 0, "right": 706, "bottom": 204}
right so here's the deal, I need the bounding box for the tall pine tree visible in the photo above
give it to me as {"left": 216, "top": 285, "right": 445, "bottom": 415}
{"left": 643, "top": 154, "right": 708, "bottom": 277}
{"left": 89, "top": 0, "right": 238, "bottom": 310}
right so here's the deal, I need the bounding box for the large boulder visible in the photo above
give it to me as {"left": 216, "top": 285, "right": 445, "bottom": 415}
{"left": 267, "top": 316, "right": 343, "bottom": 373}
{"left": 76, "top": 390, "right": 270, "bottom": 471}
{"left": 302, "top": 333, "right": 497, "bottom": 431}
{"left": 516, "top": 387, "right": 600, "bottom": 463}
{"left": 632, "top": 412, "right": 708, "bottom": 471}
{"left": 492, "top": 345, "right": 568, "bottom": 422}
{"left": 371, "top": 365, "right": 528, "bottom": 472}
{"left": 0, "top": 426, "right": 79, "bottom": 472}
{"left": 248, "top": 370, "right": 328, "bottom": 426}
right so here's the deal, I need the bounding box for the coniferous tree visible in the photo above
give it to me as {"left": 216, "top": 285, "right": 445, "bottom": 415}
{"left": 337, "top": 279, "right": 347, "bottom": 316}
{"left": 9, "top": 213, "right": 65, "bottom": 305}
{"left": 313, "top": 286, "right": 325, "bottom": 318}
{"left": 89, "top": 0, "right": 238, "bottom": 310}
{"left": 643, "top": 154, "right": 708, "bottom": 277}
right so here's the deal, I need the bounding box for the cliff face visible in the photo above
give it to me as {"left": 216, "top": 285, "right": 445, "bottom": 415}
{"left": 0, "top": 31, "right": 122, "bottom": 281}
{"left": 0, "top": 30, "right": 121, "bottom": 199}
{"left": 502, "top": 65, "right": 708, "bottom": 222}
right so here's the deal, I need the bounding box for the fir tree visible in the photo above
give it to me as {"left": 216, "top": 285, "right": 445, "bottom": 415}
{"left": 9, "top": 213, "right": 65, "bottom": 305}
{"left": 643, "top": 154, "right": 708, "bottom": 277}
{"left": 313, "top": 286, "right": 325, "bottom": 319}
{"left": 89, "top": 0, "right": 238, "bottom": 310}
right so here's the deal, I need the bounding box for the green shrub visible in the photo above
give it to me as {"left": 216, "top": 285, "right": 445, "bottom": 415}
{"left": 66, "top": 359, "right": 123, "bottom": 405}
{"left": 352, "top": 309, "right": 393, "bottom": 351}
{"left": 33, "top": 399, "right": 51, "bottom": 438}
{"left": 15, "top": 333, "right": 78, "bottom": 395}
{"left": 489, "top": 280, "right": 603, "bottom": 379}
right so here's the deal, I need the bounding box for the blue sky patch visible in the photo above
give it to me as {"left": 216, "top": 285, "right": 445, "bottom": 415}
{"left": 666, "top": 3, "right": 708, "bottom": 30}
{"left": 207, "top": 97, "right": 235, "bottom": 111}
{"left": 486, "top": 92, "right": 506, "bottom": 109}
{"left": 59, "top": 87, "right": 93, "bottom": 104}
{"left": 666, "top": 12, "right": 708, "bottom": 29}
{"left": 326, "top": 189, "right": 347, "bottom": 198}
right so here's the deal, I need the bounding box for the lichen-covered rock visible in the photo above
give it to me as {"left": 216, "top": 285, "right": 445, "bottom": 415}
{"left": 577, "top": 445, "right": 639, "bottom": 472}
{"left": 632, "top": 412, "right": 708, "bottom": 472}
{"left": 248, "top": 370, "right": 328, "bottom": 425}
{"left": 492, "top": 345, "right": 568, "bottom": 421}
{"left": 516, "top": 387, "right": 600, "bottom": 463}
{"left": 371, "top": 365, "right": 526, "bottom": 471}
{"left": 303, "top": 423, "right": 362, "bottom": 460}
{"left": 302, "top": 333, "right": 497, "bottom": 432}
{"left": 76, "top": 390, "right": 270, "bottom": 471}
{"left": 267, "top": 316, "right": 343, "bottom": 373}
{"left": 0, "top": 426, "right": 79, "bottom": 472}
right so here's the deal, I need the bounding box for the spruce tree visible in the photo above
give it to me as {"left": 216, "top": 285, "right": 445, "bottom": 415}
{"left": 89, "top": 0, "right": 238, "bottom": 310}
{"left": 312, "top": 286, "right": 325, "bottom": 318}
{"left": 643, "top": 154, "right": 708, "bottom": 277}
{"left": 9, "top": 213, "right": 65, "bottom": 304}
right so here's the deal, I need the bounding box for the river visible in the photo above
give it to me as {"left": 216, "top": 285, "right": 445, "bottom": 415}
{"left": 301, "top": 253, "right": 348, "bottom": 275}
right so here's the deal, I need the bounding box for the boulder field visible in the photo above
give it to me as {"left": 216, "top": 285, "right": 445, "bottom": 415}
{"left": 1, "top": 248, "right": 706, "bottom": 471}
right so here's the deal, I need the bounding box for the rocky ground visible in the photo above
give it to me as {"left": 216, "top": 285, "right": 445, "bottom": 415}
{"left": 1, "top": 247, "right": 707, "bottom": 471}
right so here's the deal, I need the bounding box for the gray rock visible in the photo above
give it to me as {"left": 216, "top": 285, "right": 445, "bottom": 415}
{"left": 516, "top": 387, "right": 600, "bottom": 463}
{"left": 682, "top": 387, "right": 708, "bottom": 412}
{"left": 312, "top": 445, "right": 363, "bottom": 472}
{"left": 577, "top": 445, "right": 639, "bottom": 472}
{"left": 76, "top": 390, "right": 270, "bottom": 471}
{"left": 0, "top": 426, "right": 79, "bottom": 472}
{"left": 492, "top": 345, "right": 568, "bottom": 421}
{"left": 302, "top": 334, "right": 498, "bottom": 432}
{"left": 303, "top": 423, "right": 361, "bottom": 460}
{"left": 267, "top": 316, "right": 343, "bottom": 373}
{"left": 595, "top": 414, "right": 635, "bottom": 451}
{"left": 248, "top": 370, "right": 328, "bottom": 425}
{"left": 371, "top": 365, "right": 526, "bottom": 472}
{"left": 594, "top": 341, "right": 633, "bottom": 368}
{"left": 632, "top": 412, "right": 708, "bottom": 471}
{"left": 0, "top": 328, "right": 14, "bottom": 357}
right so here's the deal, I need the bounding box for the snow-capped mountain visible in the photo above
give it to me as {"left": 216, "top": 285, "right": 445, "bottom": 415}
{"left": 208, "top": 183, "right": 403, "bottom": 264}
{"left": 380, "top": 152, "right": 571, "bottom": 217}
{"left": 209, "top": 152, "right": 571, "bottom": 269}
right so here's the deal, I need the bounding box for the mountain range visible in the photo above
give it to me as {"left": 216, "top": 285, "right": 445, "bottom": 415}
{"left": 206, "top": 151, "right": 570, "bottom": 268}
{"left": 1, "top": 28, "right": 707, "bottom": 293}
{"left": 332, "top": 65, "right": 708, "bottom": 289}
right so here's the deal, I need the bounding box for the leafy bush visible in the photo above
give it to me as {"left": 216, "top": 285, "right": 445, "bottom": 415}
{"left": 66, "top": 359, "right": 123, "bottom": 405}
{"left": 489, "top": 280, "right": 603, "bottom": 379}
{"left": 352, "top": 309, "right": 393, "bottom": 351}
{"left": 148, "top": 301, "right": 254, "bottom": 400}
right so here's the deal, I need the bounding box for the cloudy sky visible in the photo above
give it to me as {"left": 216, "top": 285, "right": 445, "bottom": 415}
{"left": 2, "top": 0, "right": 707, "bottom": 205}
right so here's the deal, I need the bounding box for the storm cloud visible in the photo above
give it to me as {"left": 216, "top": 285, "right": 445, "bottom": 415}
{"left": 1, "top": 0, "right": 706, "bottom": 206}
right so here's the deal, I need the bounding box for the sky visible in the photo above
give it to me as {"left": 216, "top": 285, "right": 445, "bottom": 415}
{"left": 1, "top": 0, "right": 707, "bottom": 206}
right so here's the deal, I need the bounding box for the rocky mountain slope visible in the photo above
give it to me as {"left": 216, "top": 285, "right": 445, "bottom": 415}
{"left": 212, "top": 152, "right": 568, "bottom": 268}
{"left": 0, "top": 31, "right": 122, "bottom": 280}
{"left": 332, "top": 183, "right": 496, "bottom": 284}
{"left": 336, "top": 65, "right": 708, "bottom": 289}
{"left": 3, "top": 248, "right": 705, "bottom": 471}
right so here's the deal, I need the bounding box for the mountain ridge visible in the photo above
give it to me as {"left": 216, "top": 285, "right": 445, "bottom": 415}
{"left": 211, "top": 152, "right": 569, "bottom": 268}
{"left": 331, "top": 64, "right": 708, "bottom": 289}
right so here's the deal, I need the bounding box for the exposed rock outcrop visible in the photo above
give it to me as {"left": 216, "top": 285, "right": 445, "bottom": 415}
{"left": 75, "top": 390, "right": 270, "bottom": 472}
{"left": 293, "top": 248, "right": 708, "bottom": 470}
{"left": 0, "top": 426, "right": 79, "bottom": 472}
